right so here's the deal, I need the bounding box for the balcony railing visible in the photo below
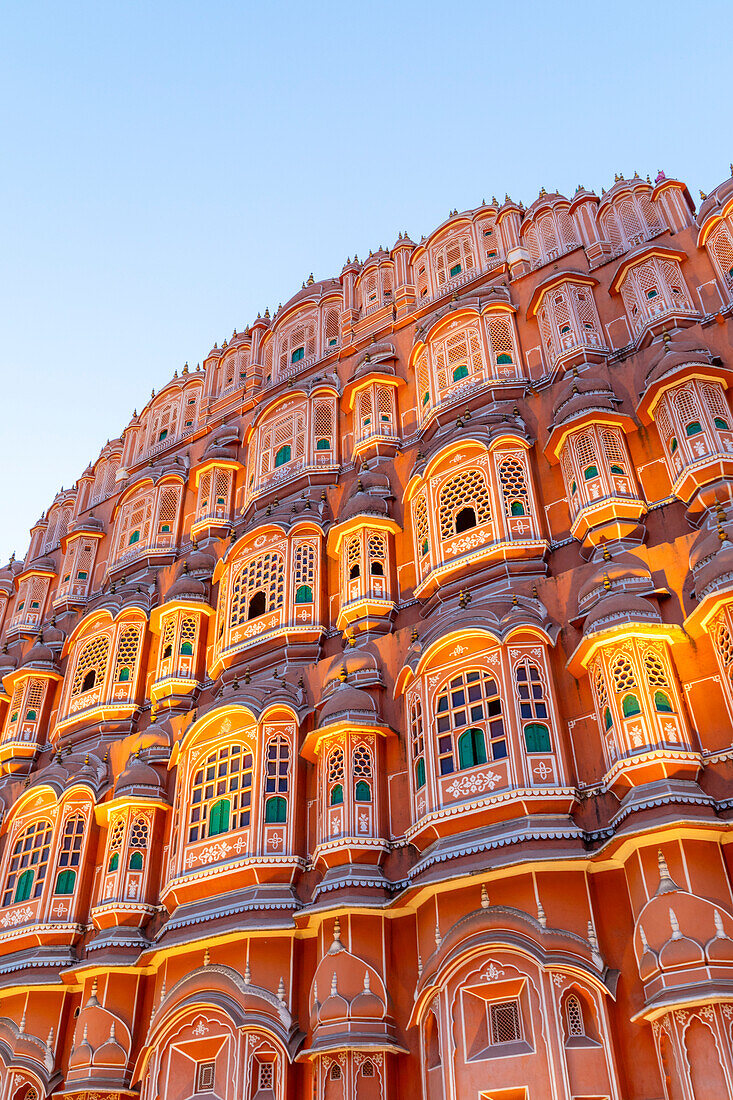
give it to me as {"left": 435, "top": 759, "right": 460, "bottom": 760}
{"left": 417, "top": 258, "right": 504, "bottom": 309}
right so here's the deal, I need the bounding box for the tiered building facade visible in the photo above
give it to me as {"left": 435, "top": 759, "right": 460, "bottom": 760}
{"left": 1, "top": 168, "right": 733, "bottom": 1099}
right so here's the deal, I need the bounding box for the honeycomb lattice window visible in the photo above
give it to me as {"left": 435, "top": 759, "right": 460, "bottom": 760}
{"left": 314, "top": 399, "right": 334, "bottom": 444}
{"left": 2, "top": 819, "right": 52, "bottom": 905}
{"left": 328, "top": 746, "right": 344, "bottom": 784}
{"left": 611, "top": 653, "right": 636, "bottom": 693}
{"left": 114, "top": 626, "right": 141, "bottom": 683}
{"left": 573, "top": 431, "right": 598, "bottom": 474}
{"left": 413, "top": 493, "right": 429, "bottom": 558}
{"left": 346, "top": 534, "right": 362, "bottom": 579}
{"left": 161, "top": 617, "right": 176, "bottom": 658}
{"left": 71, "top": 634, "right": 111, "bottom": 697}
{"left": 566, "top": 994, "right": 585, "bottom": 1037}
{"left": 415, "top": 350, "right": 431, "bottom": 410}
{"left": 708, "top": 221, "right": 733, "bottom": 286}
{"left": 489, "top": 999, "right": 521, "bottom": 1044}
{"left": 180, "top": 616, "right": 197, "bottom": 652}
{"left": 129, "top": 816, "right": 149, "bottom": 849}
{"left": 293, "top": 542, "right": 316, "bottom": 588}
{"left": 114, "top": 490, "right": 153, "bottom": 558}
{"left": 196, "top": 1061, "right": 215, "bottom": 1092}
{"left": 438, "top": 470, "right": 491, "bottom": 540}
{"left": 188, "top": 744, "right": 254, "bottom": 843}
{"left": 258, "top": 1062, "right": 274, "bottom": 1090}
{"left": 353, "top": 744, "right": 372, "bottom": 778}
{"left": 592, "top": 660, "right": 609, "bottom": 709}
{"left": 108, "top": 816, "right": 125, "bottom": 855}
{"left": 229, "top": 553, "right": 285, "bottom": 626}
{"left": 498, "top": 453, "right": 530, "bottom": 517}
{"left": 714, "top": 616, "right": 733, "bottom": 668}
{"left": 367, "top": 531, "right": 387, "bottom": 573}
{"left": 265, "top": 736, "right": 290, "bottom": 794}
{"left": 514, "top": 660, "right": 548, "bottom": 719}
{"left": 642, "top": 648, "right": 669, "bottom": 687}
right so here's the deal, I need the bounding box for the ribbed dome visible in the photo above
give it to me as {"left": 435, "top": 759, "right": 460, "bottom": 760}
{"left": 19, "top": 639, "right": 57, "bottom": 669}
{"left": 642, "top": 331, "right": 717, "bottom": 392}
{"left": 340, "top": 491, "right": 389, "bottom": 522}
{"left": 165, "top": 566, "right": 207, "bottom": 602}
{"left": 551, "top": 371, "right": 619, "bottom": 428}
{"left": 319, "top": 683, "right": 377, "bottom": 727}
{"left": 583, "top": 592, "right": 661, "bottom": 636}
{"left": 577, "top": 552, "right": 654, "bottom": 610}
{"left": 697, "top": 173, "right": 733, "bottom": 226}
{"left": 115, "top": 754, "right": 163, "bottom": 796}
{"left": 187, "top": 547, "right": 216, "bottom": 575}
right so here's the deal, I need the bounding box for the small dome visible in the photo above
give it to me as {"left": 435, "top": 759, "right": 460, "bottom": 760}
{"left": 551, "top": 371, "right": 619, "bottom": 428}
{"left": 523, "top": 190, "right": 569, "bottom": 219}
{"left": 350, "top": 984, "right": 385, "bottom": 1020}
{"left": 164, "top": 567, "right": 207, "bottom": 602}
{"left": 583, "top": 592, "right": 661, "bottom": 636}
{"left": 319, "top": 683, "right": 377, "bottom": 727}
{"left": 340, "top": 491, "right": 389, "bottom": 523}
{"left": 187, "top": 547, "right": 217, "bottom": 575}
{"left": 20, "top": 639, "right": 57, "bottom": 670}
{"left": 41, "top": 619, "right": 66, "bottom": 649}
{"left": 642, "top": 331, "right": 717, "bottom": 392}
{"left": 31, "top": 556, "right": 57, "bottom": 574}
{"left": 115, "top": 754, "right": 163, "bottom": 796}
{"left": 577, "top": 552, "right": 654, "bottom": 609}
{"left": 697, "top": 173, "right": 733, "bottom": 226}
{"left": 326, "top": 643, "right": 381, "bottom": 683}
{"left": 0, "top": 645, "right": 18, "bottom": 678}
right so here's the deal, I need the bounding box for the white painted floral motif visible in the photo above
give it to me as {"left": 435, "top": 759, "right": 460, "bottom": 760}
{"left": 1, "top": 907, "right": 34, "bottom": 927}
{"left": 445, "top": 770, "right": 502, "bottom": 797}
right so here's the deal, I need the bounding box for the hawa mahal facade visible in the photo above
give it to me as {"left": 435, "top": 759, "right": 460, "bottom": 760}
{"left": 1, "top": 168, "right": 733, "bottom": 1100}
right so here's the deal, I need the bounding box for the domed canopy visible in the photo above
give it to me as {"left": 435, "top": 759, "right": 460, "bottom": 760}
{"left": 577, "top": 552, "right": 655, "bottom": 613}
{"left": 641, "top": 330, "right": 717, "bottom": 392}
{"left": 583, "top": 592, "right": 661, "bottom": 636}
{"left": 318, "top": 682, "right": 379, "bottom": 728}
{"left": 690, "top": 515, "right": 733, "bottom": 600}
{"left": 697, "top": 172, "right": 733, "bottom": 226}
{"left": 19, "top": 638, "right": 57, "bottom": 671}
{"left": 114, "top": 753, "right": 164, "bottom": 798}
{"left": 164, "top": 566, "right": 207, "bottom": 603}
{"left": 550, "top": 370, "right": 620, "bottom": 429}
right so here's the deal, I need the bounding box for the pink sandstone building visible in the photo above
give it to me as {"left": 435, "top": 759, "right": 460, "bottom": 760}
{"left": 1, "top": 167, "right": 733, "bottom": 1099}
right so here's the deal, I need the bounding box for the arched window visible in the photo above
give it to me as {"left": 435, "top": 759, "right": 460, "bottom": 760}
{"left": 654, "top": 690, "right": 673, "bottom": 713}
{"left": 565, "top": 994, "right": 585, "bottom": 1038}
{"left": 455, "top": 506, "right": 477, "bottom": 533}
{"left": 275, "top": 444, "right": 291, "bottom": 467}
{"left": 208, "top": 798, "right": 230, "bottom": 837}
{"left": 56, "top": 814, "right": 85, "bottom": 890}
{"left": 498, "top": 453, "right": 531, "bottom": 518}
{"left": 353, "top": 743, "right": 373, "bottom": 801}
{"left": 436, "top": 669, "right": 506, "bottom": 775}
{"left": 438, "top": 470, "right": 491, "bottom": 540}
{"left": 188, "top": 744, "right": 254, "bottom": 842}
{"left": 295, "top": 584, "right": 313, "bottom": 603}
{"left": 457, "top": 727, "right": 487, "bottom": 769}
{"left": 106, "top": 816, "right": 125, "bottom": 873}
{"left": 515, "top": 660, "right": 549, "bottom": 719}
{"left": 71, "top": 634, "right": 111, "bottom": 697}
{"left": 265, "top": 796, "right": 287, "bottom": 823}
{"left": 265, "top": 737, "right": 290, "bottom": 795}
{"left": 3, "top": 820, "right": 52, "bottom": 906}
{"left": 129, "top": 850, "right": 144, "bottom": 870}
{"left": 229, "top": 553, "right": 285, "bottom": 626}
{"left": 524, "top": 722, "right": 551, "bottom": 752}
{"left": 611, "top": 653, "right": 636, "bottom": 693}
{"left": 622, "top": 693, "right": 641, "bottom": 717}
{"left": 327, "top": 747, "right": 345, "bottom": 805}
{"left": 181, "top": 641, "right": 193, "bottom": 655}
{"left": 54, "top": 869, "right": 76, "bottom": 894}
{"left": 108, "top": 852, "right": 119, "bottom": 872}
{"left": 114, "top": 626, "right": 141, "bottom": 685}
{"left": 409, "top": 694, "right": 426, "bottom": 792}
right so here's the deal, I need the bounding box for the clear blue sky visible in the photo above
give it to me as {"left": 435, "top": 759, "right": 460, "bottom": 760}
{"left": 1, "top": 0, "right": 731, "bottom": 563}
